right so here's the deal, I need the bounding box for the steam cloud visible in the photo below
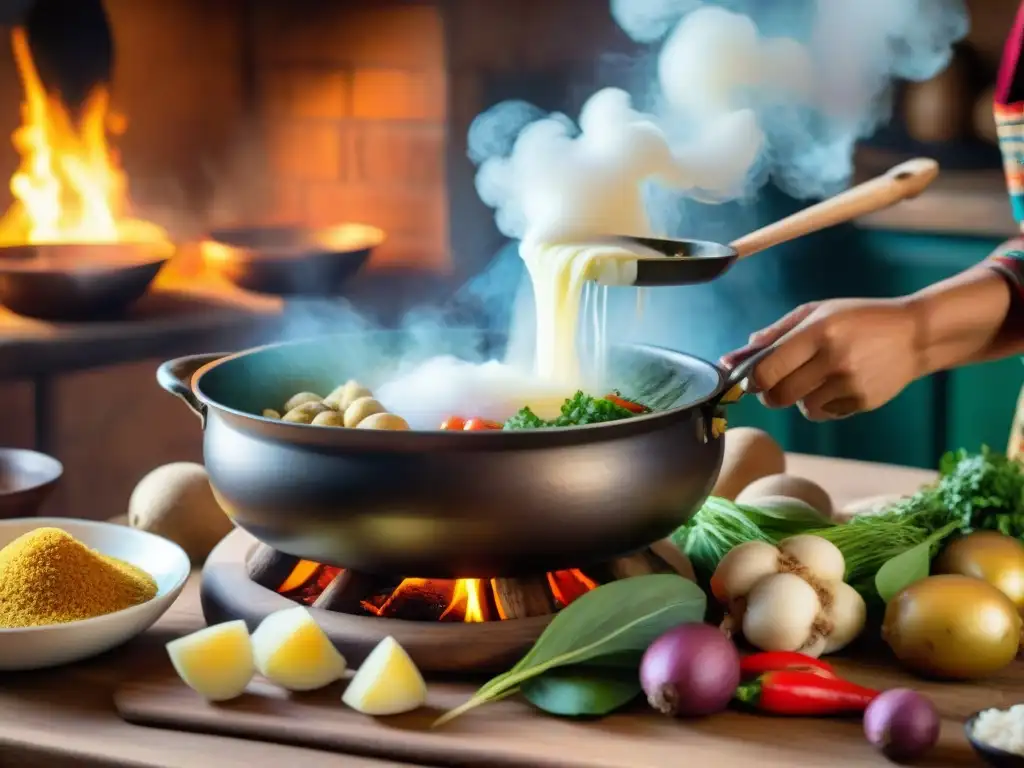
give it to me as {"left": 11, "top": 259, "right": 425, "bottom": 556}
{"left": 466, "top": 0, "right": 968, "bottom": 358}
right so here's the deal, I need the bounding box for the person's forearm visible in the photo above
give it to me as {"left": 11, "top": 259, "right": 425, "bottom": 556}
{"left": 906, "top": 262, "right": 1024, "bottom": 376}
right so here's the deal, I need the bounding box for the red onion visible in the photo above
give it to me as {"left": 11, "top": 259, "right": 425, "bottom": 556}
{"left": 640, "top": 622, "right": 740, "bottom": 717}
{"left": 863, "top": 688, "right": 940, "bottom": 762}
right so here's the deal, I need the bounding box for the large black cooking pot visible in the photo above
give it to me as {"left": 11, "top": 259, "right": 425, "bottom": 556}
{"left": 158, "top": 330, "right": 765, "bottom": 578}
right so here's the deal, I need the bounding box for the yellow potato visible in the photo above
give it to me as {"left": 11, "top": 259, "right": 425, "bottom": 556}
{"left": 283, "top": 392, "right": 323, "bottom": 412}
{"left": 251, "top": 606, "right": 347, "bottom": 691}
{"left": 325, "top": 380, "right": 373, "bottom": 411}
{"left": 166, "top": 620, "right": 255, "bottom": 701}
{"left": 356, "top": 412, "right": 410, "bottom": 431}
{"left": 311, "top": 410, "right": 346, "bottom": 427}
{"left": 282, "top": 402, "right": 330, "bottom": 424}
{"left": 342, "top": 636, "right": 426, "bottom": 715}
{"left": 344, "top": 396, "right": 386, "bottom": 427}
{"left": 262, "top": 408, "right": 281, "bottom": 419}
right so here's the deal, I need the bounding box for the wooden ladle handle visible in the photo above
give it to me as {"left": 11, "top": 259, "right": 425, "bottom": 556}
{"left": 729, "top": 158, "right": 939, "bottom": 260}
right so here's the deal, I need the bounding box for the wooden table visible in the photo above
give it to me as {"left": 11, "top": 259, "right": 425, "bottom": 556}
{"left": 0, "top": 454, "right": 942, "bottom": 767}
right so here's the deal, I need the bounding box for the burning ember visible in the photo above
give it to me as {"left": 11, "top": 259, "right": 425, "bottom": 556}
{"left": 277, "top": 561, "right": 598, "bottom": 623}
{"left": 0, "top": 28, "right": 168, "bottom": 246}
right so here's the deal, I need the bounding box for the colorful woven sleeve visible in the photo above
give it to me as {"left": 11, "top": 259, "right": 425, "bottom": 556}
{"left": 996, "top": 1, "right": 1024, "bottom": 224}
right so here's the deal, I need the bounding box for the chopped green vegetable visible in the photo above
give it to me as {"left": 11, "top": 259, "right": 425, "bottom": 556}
{"left": 504, "top": 391, "right": 639, "bottom": 430}
{"left": 674, "top": 447, "right": 1024, "bottom": 602}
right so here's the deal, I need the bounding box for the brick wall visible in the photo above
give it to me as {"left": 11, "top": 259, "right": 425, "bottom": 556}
{"left": 249, "top": 0, "right": 449, "bottom": 272}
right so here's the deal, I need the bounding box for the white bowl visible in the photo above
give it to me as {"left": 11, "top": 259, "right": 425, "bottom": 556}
{"left": 0, "top": 517, "right": 190, "bottom": 670}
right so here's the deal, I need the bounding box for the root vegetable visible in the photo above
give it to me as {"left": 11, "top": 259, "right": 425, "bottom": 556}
{"left": 712, "top": 428, "right": 786, "bottom": 500}
{"left": 742, "top": 573, "right": 822, "bottom": 653}
{"left": 342, "top": 636, "right": 427, "bottom": 715}
{"left": 283, "top": 392, "right": 323, "bottom": 412}
{"left": 344, "top": 396, "right": 386, "bottom": 427}
{"left": 251, "top": 606, "right": 347, "bottom": 691}
{"left": 709, "top": 540, "right": 781, "bottom": 604}
{"left": 311, "top": 411, "right": 346, "bottom": 427}
{"left": 736, "top": 474, "right": 833, "bottom": 518}
{"left": 863, "top": 689, "right": 939, "bottom": 762}
{"left": 357, "top": 412, "right": 410, "bottom": 431}
{"left": 639, "top": 623, "right": 740, "bottom": 717}
{"left": 777, "top": 535, "right": 845, "bottom": 583}
{"left": 166, "top": 620, "right": 255, "bottom": 701}
{"left": 283, "top": 402, "right": 330, "bottom": 424}
{"left": 325, "top": 381, "right": 372, "bottom": 411}
{"left": 262, "top": 409, "right": 281, "bottom": 419}
{"left": 883, "top": 574, "right": 1021, "bottom": 679}
{"left": 934, "top": 531, "right": 1024, "bottom": 611}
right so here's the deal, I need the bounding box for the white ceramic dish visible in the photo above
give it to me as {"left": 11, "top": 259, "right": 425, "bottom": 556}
{"left": 0, "top": 517, "right": 190, "bottom": 671}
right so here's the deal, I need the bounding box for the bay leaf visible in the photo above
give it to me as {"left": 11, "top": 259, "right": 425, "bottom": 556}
{"left": 521, "top": 667, "right": 641, "bottom": 717}
{"left": 874, "top": 520, "right": 961, "bottom": 603}
{"left": 434, "top": 573, "right": 705, "bottom": 725}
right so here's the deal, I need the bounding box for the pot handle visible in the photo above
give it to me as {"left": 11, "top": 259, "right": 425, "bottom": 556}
{"left": 711, "top": 339, "right": 785, "bottom": 407}
{"left": 156, "top": 352, "right": 228, "bottom": 425}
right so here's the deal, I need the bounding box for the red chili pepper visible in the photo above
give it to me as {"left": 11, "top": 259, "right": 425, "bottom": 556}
{"left": 463, "top": 418, "right": 502, "bottom": 431}
{"left": 439, "top": 416, "right": 466, "bottom": 430}
{"left": 603, "top": 393, "right": 648, "bottom": 414}
{"left": 733, "top": 670, "right": 879, "bottom": 716}
{"left": 740, "top": 652, "right": 836, "bottom": 679}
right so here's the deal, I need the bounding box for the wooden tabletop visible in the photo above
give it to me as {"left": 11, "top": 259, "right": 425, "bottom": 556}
{"left": 0, "top": 453, "right": 939, "bottom": 767}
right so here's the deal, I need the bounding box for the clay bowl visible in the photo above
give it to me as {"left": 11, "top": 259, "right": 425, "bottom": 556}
{"left": 203, "top": 223, "right": 384, "bottom": 297}
{"left": 0, "top": 448, "right": 63, "bottom": 518}
{"left": 0, "top": 242, "right": 173, "bottom": 321}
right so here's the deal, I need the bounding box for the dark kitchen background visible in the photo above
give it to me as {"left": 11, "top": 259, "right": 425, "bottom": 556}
{"left": 0, "top": 0, "right": 1020, "bottom": 520}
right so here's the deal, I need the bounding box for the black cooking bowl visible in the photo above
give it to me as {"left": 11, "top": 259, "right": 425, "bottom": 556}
{"left": 204, "top": 224, "right": 384, "bottom": 297}
{"left": 0, "top": 448, "right": 63, "bottom": 518}
{"left": 0, "top": 242, "right": 172, "bottom": 321}
{"left": 158, "top": 330, "right": 753, "bottom": 578}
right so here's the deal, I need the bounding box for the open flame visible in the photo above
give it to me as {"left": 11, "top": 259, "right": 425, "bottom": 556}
{"left": 277, "top": 562, "right": 598, "bottom": 623}
{"left": 0, "top": 28, "right": 168, "bottom": 246}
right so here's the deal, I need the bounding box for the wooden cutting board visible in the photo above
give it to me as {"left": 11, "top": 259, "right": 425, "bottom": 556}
{"left": 115, "top": 657, "right": 1001, "bottom": 767}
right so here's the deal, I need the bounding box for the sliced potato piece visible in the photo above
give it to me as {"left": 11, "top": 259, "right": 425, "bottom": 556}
{"left": 251, "top": 606, "right": 347, "bottom": 691}
{"left": 166, "top": 620, "right": 255, "bottom": 701}
{"left": 342, "top": 636, "right": 426, "bottom": 715}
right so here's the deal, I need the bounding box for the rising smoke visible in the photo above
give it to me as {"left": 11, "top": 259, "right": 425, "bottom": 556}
{"left": 466, "top": 0, "right": 968, "bottom": 358}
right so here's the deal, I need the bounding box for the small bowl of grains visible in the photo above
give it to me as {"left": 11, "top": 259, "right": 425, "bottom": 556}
{"left": 0, "top": 517, "right": 190, "bottom": 670}
{"left": 966, "top": 707, "right": 1024, "bottom": 767}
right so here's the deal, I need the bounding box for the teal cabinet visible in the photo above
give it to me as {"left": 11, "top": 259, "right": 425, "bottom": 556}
{"left": 728, "top": 225, "right": 1021, "bottom": 468}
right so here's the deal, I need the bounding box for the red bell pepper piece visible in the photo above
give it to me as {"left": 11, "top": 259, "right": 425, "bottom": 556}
{"left": 740, "top": 651, "right": 836, "bottom": 679}
{"left": 603, "top": 393, "right": 648, "bottom": 414}
{"left": 733, "top": 670, "right": 879, "bottom": 716}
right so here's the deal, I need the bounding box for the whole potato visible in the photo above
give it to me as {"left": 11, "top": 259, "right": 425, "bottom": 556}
{"left": 736, "top": 474, "right": 833, "bottom": 518}
{"left": 883, "top": 574, "right": 1021, "bottom": 679}
{"left": 357, "top": 412, "right": 410, "bottom": 431}
{"left": 283, "top": 392, "right": 322, "bottom": 412}
{"left": 934, "top": 531, "right": 1024, "bottom": 612}
{"left": 712, "top": 427, "right": 786, "bottom": 500}
{"left": 311, "top": 410, "right": 346, "bottom": 427}
{"left": 282, "top": 401, "right": 330, "bottom": 424}
{"left": 128, "top": 462, "right": 232, "bottom": 562}
{"left": 325, "top": 380, "right": 372, "bottom": 411}
{"left": 344, "top": 396, "right": 385, "bottom": 427}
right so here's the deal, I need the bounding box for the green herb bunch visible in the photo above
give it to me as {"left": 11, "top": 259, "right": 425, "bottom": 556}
{"left": 674, "top": 446, "right": 1024, "bottom": 603}
{"left": 504, "top": 391, "right": 638, "bottom": 430}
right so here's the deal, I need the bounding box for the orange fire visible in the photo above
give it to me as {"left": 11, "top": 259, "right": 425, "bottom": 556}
{"left": 278, "top": 564, "right": 597, "bottom": 623}
{"left": 0, "top": 28, "right": 168, "bottom": 246}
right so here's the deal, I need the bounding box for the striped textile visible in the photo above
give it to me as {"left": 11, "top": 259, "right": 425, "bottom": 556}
{"left": 996, "top": 2, "right": 1024, "bottom": 224}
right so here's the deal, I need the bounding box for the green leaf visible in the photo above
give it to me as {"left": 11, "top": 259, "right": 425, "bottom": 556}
{"left": 875, "top": 520, "right": 961, "bottom": 603}
{"left": 433, "top": 574, "right": 705, "bottom": 725}
{"left": 521, "top": 667, "right": 641, "bottom": 717}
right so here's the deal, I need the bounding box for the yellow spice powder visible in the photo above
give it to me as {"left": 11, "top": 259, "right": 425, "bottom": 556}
{"left": 0, "top": 527, "right": 157, "bottom": 628}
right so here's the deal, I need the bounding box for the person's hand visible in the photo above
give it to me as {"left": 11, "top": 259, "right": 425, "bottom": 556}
{"left": 719, "top": 297, "right": 923, "bottom": 421}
